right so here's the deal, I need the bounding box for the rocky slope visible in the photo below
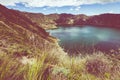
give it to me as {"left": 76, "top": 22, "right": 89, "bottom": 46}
{"left": 0, "top": 4, "right": 66, "bottom": 58}
{"left": 22, "top": 12, "right": 59, "bottom": 29}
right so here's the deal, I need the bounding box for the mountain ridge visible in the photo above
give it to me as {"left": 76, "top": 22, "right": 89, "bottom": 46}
{"left": 21, "top": 11, "right": 120, "bottom": 29}
{"left": 6, "top": 5, "right": 119, "bottom": 29}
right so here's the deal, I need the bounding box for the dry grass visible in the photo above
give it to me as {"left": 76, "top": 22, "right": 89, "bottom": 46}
{"left": 0, "top": 40, "right": 120, "bottom": 80}
{"left": 0, "top": 23, "right": 120, "bottom": 80}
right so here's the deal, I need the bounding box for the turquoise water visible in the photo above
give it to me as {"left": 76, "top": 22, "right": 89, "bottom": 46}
{"left": 47, "top": 26, "right": 120, "bottom": 55}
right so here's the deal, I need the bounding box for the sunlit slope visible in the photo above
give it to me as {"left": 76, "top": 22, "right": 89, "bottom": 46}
{"left": 0, "top": 4, "right": 65, "bottom": 56}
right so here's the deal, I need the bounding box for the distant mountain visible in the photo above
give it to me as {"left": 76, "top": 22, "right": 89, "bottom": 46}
{"left": 22, "top": 12, "right": 59, "bottom": 29}
{"left": 56, "top": 13, "right": 120, "bottom": 28}
{"left": 86, "top": 14, "right": 120, "bottom": 28}
{"left": 21, "top": 12, "right": 120, "bottom": 29}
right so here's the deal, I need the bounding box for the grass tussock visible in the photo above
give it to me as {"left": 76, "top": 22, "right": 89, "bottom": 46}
{"left": 0, "top": 44, "right": 120, "bottom": 80}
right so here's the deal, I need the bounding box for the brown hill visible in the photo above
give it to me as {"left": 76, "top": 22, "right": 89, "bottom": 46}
{"left": 20, "top": 12, "right": 120, "bottom": 28}
{"left": 22, "top": 12, "right": 59, "bottom": 29}
{"left": 87, "top": 13, "right": 120, "bottom": 28}
{"left": 0, "top": 4, "right": 65, "bottom": 57}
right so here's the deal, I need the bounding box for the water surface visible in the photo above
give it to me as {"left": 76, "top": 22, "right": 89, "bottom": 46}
{"left": 47, "top": 26, "right": 120, "bottom": 55}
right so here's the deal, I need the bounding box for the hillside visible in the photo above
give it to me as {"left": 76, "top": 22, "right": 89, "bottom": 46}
{"left": 22, "top": 12, "right": 59, "bottom": 29}
{"left": 0, "top": 4, "right": 66, "bottom": 59}
{"left": 22, "top": 12, "right": 120, "bottom": 29}
{"left": 87, "top": 14, "right": 120, "bottom": 28}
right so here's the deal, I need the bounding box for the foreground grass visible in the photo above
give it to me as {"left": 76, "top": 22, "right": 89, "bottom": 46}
{"left": 0, "top": 44, "right": 120, "bottom": 80}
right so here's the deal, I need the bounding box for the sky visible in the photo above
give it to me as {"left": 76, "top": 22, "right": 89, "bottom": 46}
{"left": 0, "top": 0, "right": 120, "bottom": 15}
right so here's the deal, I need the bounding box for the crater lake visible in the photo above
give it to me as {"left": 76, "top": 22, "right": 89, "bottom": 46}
{"left": 47, "top": 26, "right": 120, "bottom": 55}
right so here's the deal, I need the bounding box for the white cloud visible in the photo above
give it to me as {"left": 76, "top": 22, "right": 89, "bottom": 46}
{"left": 70, "top": 6, "right": 81, "bottom": 11}
{"left": 108, "top": 10, "right": 114, "bottom": 13}
{"left": 75, "top": 6, "right": 81, "bottom": 11}
{"left": 70, "top": 8, "right": 73, "bottom": 11}
{"left": 43, "top": 8, "right": 47, "bottom": 10}
{"left": 55, "top": 8, "right": 58, "bottom": 12}
{"left": 0, "top": 0, "right": 120, "bottom": 7}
